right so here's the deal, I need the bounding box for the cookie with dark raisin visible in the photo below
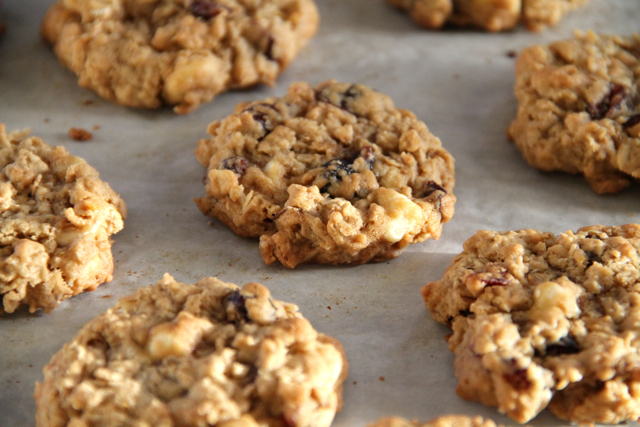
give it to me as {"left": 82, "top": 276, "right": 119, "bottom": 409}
{"left": 195, "top": 80, "right": 456, "bottom": 268}
{"left": 40, "top": 0, "right": 318, "bottom": 114}
{"left": 367, "top": 415, "right": 502, "bottom": 427}
{"left": 422, "top": 224, "right": 640, "bottom": 424}
{"left": 35, "top": 273, "right": 348, "bottom": 427}
{"left": 386, "top": 0, "right": 588, "bottom": 32}
{"left": 508, "top": 31, "right": 640, "bottom": 193}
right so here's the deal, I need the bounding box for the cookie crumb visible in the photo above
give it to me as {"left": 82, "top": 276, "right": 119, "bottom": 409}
{"left": 327, "top": 306, "right": 332, "bottom": 310}
{"left": 101, "top": 295, "right": 112, "bottom": 299}
{"left": 68, "top": 128, "right": 93, "bottom": 141}
{"left": 506, "top": 50, "right": 517, "bottom": 58}
{"left": 44, "top": 118, "right": 50, "bottom": 123}
{"left": 83, "top": 100, "right": 94, "bottom": 106}
{"left": 379, "top": 376, "right": 385, "bottom": 382}
{"left": 93, "top": 125, "right": 100, "bottom": 131}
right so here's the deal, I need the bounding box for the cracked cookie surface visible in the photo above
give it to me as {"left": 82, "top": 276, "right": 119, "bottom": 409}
{"left": 508, "top": 31, "right": 640, "bottom": 193}
{"left": 387, "top": 0, "right": 588, "bottom": 32}
{"left": 0, "top": 125, "right": 126, "bottom": 315}
{"left": 195, "top": 80, "right": 455, "bottom": 268}
{"left": 367, "top": 416, "right": 501, "bottom": 427}
{"left": 40, "top": 0, "right": 318, "bottom": 114}
{"left": 35, "top": 273, "right": 348, "bottom": 427}
{"left": 422, "top": 224, "right": 640, "bottom": 424}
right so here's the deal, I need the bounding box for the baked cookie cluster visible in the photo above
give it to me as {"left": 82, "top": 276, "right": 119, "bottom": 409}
{"left": 423, "top": 224, "right": 640, "bottom": 424}
{"left": 41, "top": 0, "right": 319, "bottom": 113}
{"left": 195, "top": 80, "right": 456, "bottom": 267}
{"left": 35, "top": 274, "right": 348, "bottom": 427}
{"left": 387, "top": 0, "right": 589, "bottom": 32}
{"left": 0, "top": 125, "right": 126, "bottom": 314}
{"left": 509, "top": 31, "right": 640, "bottom": 194}
{"left": 367, "top": 415, "right": 502, "bottom": 427}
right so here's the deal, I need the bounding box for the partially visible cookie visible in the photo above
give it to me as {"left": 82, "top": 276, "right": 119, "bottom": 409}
{"left": 40, "top": 0, "right": 319, "bottom": 114}
{"left": 0, "top": 125, "right": 126, "bottom": 314}
{"left": 35, "top": 273, "right": 348, "bottom": 427}
{"left": 195, "top": 80, "right": 455, "bottom": 268}
{"left": 422, "top": 224, "right": 640, "bottom": 424}
{"left": 508, "top": 31, "right": 640, "bottom": 194}
{"left": 387, "top": 0, "right": 588, "bottom": 32}
{"left": 367, "top": 415, "right": 501, "bottom": 427}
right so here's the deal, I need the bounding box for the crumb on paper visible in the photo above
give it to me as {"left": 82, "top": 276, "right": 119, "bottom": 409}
{"left": 44, "top": 118, "right": 50, "bottom": 123}
{"left": 507, "top": 50, "right": 518, "bottom": 58}
{"left": 83, "top": 100, "right": 94, "bottom": 106}
{"left": 69, "top": 128, "right": 92, "bottom": 141}
{"left": 93, "top": 125, "right": 100, "bottom": 131}
{"left": 101, "top": 295, "right": 112, "bottom": 299}
{"left": 378, "top": 376, "right": 385, "bottom": 382}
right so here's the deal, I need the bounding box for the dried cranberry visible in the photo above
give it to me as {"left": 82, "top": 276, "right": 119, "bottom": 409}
{"left": 587, "top": 84, "right": 629, "bottom": 120}
{"left": 544, "top": 335, "right": 581, "bottom": 357}
{"left": 624, "top": 114, "right": 640, "bottom": 129}
{"left": 189, "top": 0, "right": 225, "bottom": 20}
{"left": 323, "top": 159, "right": 355, "bottom": 181}
{"left": 264, "top": 36, "right": 276, "bottom": 62}
{"left": 317, "top": 85, "right": 361, "bottom": 113}
{"left": 584, "top": 251, "right": 600, "bottom": 269}
{"left": 225, "top": 290, "right": 249, "bottom": 322}
{"left": 503, "top": 369, "right": 531, "bottom": 391}
{"left": 220, "top": 156, "right": 248, "bottom": 175}
{"left": 422, "top": 180, "right": 447, "bottom": 197}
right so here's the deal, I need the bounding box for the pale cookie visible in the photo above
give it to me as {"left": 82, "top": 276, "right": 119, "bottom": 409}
{"left": 40, "top": 0, "right": 319, "bottom": 114}
{"left": 508, "top": 31, "right": 640, "bottom": 194}
{"left": 195, "top": 80, "right": 455, "bottom": 268}
{"left": 0, "top": 125, "right": 126, "bottom": 315}
{"left": 34, "top": 273, "right": 348, "bottom": 427}
{"left": 367, "top": 415, "right": 501, "bottom": 427}
{"left": 422, "top": 224, "right": 640, "bottom": 424}
{"left": 387, "top": 0, "right": 588, "bottom": 32}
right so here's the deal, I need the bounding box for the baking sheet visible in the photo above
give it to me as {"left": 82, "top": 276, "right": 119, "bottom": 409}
{"left": 1, "top": 0, "right": 640, "bottom": 425}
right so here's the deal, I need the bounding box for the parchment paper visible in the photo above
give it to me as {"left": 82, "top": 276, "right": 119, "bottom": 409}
{"left": 1, "top": 0, "right": 639, "bottom": 425}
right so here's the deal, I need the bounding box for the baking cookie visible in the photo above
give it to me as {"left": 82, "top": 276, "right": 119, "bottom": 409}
{"left": 508, "top": 31, "right": 640, "bottom": 194}
{"left": 0, "top": 125, "right": 126, "bottom": 314}
{"left": 195, "top": 80, "right": 455, "bottom": 268}
{"left": 422, "top": 224, "right": 640, "bottom": 424}
{"left": 34, "top": 273, "right": 348, "bottom": 427}
{"left": 387, "top": 0, "right": 588, "bottom": 32}
{"left": 367, "top": 415, "right": 501, "bottom": 427}
{"left": 40, "top": 0, "right": 318, "bottom": 114}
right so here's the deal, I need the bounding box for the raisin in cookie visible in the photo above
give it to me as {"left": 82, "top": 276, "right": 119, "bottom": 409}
{"left": 387, "top": 0, "right": 588, "bottom": 32}
{"left": 40, "top": 0, "right": 318, "bottom": 114}
{"left": 508, "top": 31, "right": 640, "bottom": 194}
{"left": 367, "top": 416, "right": 501, "bottom": 427}
{"left": 195, "top": 80, "right": 455, "bottom": 268}
{"left": 0, "top": 125, "right": 126, "bottom": 315}
{"left": 422, "top": 224, "right": 640, "bottom": 424}
{"left": 35, "top": 273, "right": 348, "bottom": 427}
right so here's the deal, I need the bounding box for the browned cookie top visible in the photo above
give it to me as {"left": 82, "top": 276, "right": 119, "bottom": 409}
{"left": 423, "top": 224, "right": 640, "bottom": 423}
{"left": 0, "top": 125, "right": 126, "bottom": 314}
{"left": 34, "top": 274, "right": 348, "bottom": 427}
{"left": 41, "top": 0, "right": 318, "bottom": 113}
{"left": 367, "top": 415, "right": 501, "bottom": 427}
{"left": 386, "top": 0, "right": 589, "bottom": 32}
{"left": 195, "top": 80, "right": 455, "bottom": 268}
{"left": 508, "top": 31, "right": 640, "bottom": 193}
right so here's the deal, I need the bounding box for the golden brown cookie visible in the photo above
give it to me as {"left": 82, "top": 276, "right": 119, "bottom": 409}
{"left": 366, "top": 415, "right": 501, "bottom": 427}
{"left": 41, "top": 0, "right": 319, "bottom": 113}
{"left": 422, "top": 224, "right": 640, "bottom": 424}
{"left": 387, "top": 0, "right": 589, "bottom": 32}
{"left": 508, "top": 31, "right": 640, "bottom": 194}
{"left": 35, "top": 273, "right": 348, "bottom": 427}
{"left": 0, "top": 125, "right": 126, "bottom": 314}
{"left": 195, "top": 80, "right": 456, "bottom": 268}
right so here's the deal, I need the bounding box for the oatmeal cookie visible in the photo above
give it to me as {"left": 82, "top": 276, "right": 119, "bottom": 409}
{"left": 508, "top": 31, "right": 640, "bottom": 194}
{"left": 422, "top": 224, "right": 640, "bottom": 424}
{"left": 0, "top": 125, "right": 126, "bottom": 314}
{"left": 367, "top": 416, "right": 501, "bottom": 427}
{"left": 40, "top": 0, "right": 318, "bottom": 114}
{"left": 195, "top": 80, "right": 455, "bottom": 268}
{"left": 34, "top": 273, "right": 348, "bottom": 427}
{"left": 387, "top": 0, "right": 588, "bottom": 32}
